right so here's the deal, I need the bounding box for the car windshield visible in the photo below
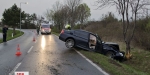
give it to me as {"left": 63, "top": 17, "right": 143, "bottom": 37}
{"left": 42, "top": 25, "right": 50, "bottom": 28}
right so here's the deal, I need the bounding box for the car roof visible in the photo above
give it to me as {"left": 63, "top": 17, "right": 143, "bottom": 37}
{"left": 73, "top": 29, "right": 95, "bottom": 35}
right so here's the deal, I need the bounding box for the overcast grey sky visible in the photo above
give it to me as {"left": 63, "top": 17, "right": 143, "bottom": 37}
{"left": 0, "top": 0, "right": 125, "bottom": 21}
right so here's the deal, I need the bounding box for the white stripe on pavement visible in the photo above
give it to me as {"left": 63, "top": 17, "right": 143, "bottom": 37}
{"left": 75, "top": 50, "right": 109, "bottom": 75}
{"left": 9, "top": 62, "right": 22, "bottom": 75}
{"left": 28, "top": 46, "right": 33, "bottom": 53}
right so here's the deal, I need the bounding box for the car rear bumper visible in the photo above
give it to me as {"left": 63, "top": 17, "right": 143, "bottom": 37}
{"left": 41, "top": 32, "right": 51, "bottom": 33}
{"left": 59, "top": 34, "right": 67, "bottom": 42}
{"left": 41, "top": 31, "right": 51, "bottom": 33}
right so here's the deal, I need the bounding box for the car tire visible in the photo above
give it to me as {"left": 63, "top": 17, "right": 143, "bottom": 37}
{"left": 106, "top": 51, "right": 115, "bottom": 58}
{"left": 65, "top": 39, "right": 75, "bottom": 48}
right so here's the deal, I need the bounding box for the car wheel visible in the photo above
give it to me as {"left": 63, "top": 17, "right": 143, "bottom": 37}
{"left": 65, "top": 39, "right": 75, "bottom": 48}
{"left": 106, "top": 51, "right": 115, "bottom": 58}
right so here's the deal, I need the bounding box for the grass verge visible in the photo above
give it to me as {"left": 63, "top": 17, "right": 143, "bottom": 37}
{"left": 79, "top": 50, "right": 147, "bottom": 75}
{"left": 0, "top": 29, "right": 24, "bottom": 43}
{"left": 52, "top": 32, "right": 149, "bottom": 75}
{"left": 52, "top": 32, "right": 59, "bottom": 35}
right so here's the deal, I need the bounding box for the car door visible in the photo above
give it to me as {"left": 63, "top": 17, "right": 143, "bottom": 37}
{"left": 74, "top": 31, "right": 89, "bottom": 48}
{"left": 88, "top": 34, "right": 97, "bottom": 50}
{"left": 95, "top": 35, "right": 103, "bottom": 53}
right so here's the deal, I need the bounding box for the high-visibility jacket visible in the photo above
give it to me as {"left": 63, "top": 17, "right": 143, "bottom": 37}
{"left": 65, "top": 24, "right": 71, "bottom": 29}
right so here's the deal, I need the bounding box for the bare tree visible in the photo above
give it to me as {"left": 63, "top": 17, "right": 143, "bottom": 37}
{"left": 44, "top": 1, "right": 63, "bottom": 30}
{"left": 44, "top": 0, "right": 91, "bottom": 30}
{"left": 44, "top": 1, "right": 62, "bottom": 27}
{"left": 95, "top": 0, "right": 150, "bottom": 59}
{"left": 37, "top": 15, "right": 44, "bottom": 25}
{"left": 31, "top": 13, "right": 37, "bottom": 25}
{"left": 60, "top": 5, "right": 70, "bottom": 28}
{"left": 77, "top": 3, "right": 91, "bottom": 29}
{"left": 65, "top": 0, "right": 82, "bottom": 27}
{"left": 44, "top": 9, "right": 54, "bottom": 24}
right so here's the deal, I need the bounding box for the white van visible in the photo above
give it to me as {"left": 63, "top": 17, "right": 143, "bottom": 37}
{"left": 40, "top": 24, "right": 51, "bottom": 34}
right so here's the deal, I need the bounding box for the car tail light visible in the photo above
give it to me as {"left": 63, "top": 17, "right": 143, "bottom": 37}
{"left": 61, "top": 29, "right": 64, "bottom": 34}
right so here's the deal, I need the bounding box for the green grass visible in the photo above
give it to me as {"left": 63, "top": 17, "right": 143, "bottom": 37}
{"left": 52, "top": 31, "right": 150, "bottom": 75}
{"left": 79, "top": 50, "right": 148, "bottom": 75}
{"left": 52, "top": 32, "right": 60, "bottom": 36}
{"left": 0, "top": 29, "right": 24, "bottom": 43}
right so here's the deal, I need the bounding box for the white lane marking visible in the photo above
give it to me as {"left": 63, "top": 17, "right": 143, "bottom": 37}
{"left": 75, "top": 49, "right": 109, "bottom": 75}
{"left": 9, "top": 62, "right": 22, "bottom": 75}
{"left": 28, "top": 46, "right": 33, "bottom": 53}
{"left": 54, "top": 34, "right": 109, "bottom": 75}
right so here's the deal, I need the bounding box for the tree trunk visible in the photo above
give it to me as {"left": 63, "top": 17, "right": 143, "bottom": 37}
{"left": 126, "top": 42, "right": 130, "bottom": 54}
{"left": 80, "top": 18, "right": 83, "bottom": 29}
{"left": 126, "top": 42, "right": 132, "bottom": 59}
{"left": 58, "top": 24, "right": 61, "bottom": 31}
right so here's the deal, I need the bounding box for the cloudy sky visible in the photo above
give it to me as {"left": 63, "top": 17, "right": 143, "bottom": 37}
{"left": 0, "top": 0, "right": 125, "bottom": 21}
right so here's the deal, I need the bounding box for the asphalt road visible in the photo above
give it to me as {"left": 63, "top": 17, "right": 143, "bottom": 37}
{"left": 0, "top": 29, "right": 108, "bottom": 75}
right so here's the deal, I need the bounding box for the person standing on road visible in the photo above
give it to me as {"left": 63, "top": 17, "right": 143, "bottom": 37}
{"left": 2, "top": 25, "right": 8, "bottom": 42}
{"left": 36, "top": 25, "right": 40, "bottom": 35}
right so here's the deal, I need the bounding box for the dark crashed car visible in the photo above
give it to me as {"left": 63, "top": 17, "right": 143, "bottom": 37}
{"left": 59, "top": 29, "right": 124, "bottom": 60}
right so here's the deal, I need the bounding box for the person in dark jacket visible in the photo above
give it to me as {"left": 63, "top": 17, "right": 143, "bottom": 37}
{"left": 2, "top": 25, "right": 8, "bottom": 42}
{"left": 36, "top": 25, "right": 40, "bottom": 35}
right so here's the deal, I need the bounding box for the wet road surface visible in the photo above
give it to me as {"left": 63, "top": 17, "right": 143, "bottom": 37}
{"left": 0, "top": 29, "right": 35, "bottom": 75}
{"left": 0, "top": 29, "right": 107, "bottom": 75}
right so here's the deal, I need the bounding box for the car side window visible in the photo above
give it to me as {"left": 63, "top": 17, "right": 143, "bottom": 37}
{"left": 74, "top": 31, "right": 88, "bottom": 39}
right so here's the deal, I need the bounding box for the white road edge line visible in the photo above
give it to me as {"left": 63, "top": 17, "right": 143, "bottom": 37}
{"left": 28, "top": 46, "right": 33, "bottom": 53}
{"left": 54, "top": 34, "right": 109, "bottom": 75}
{"left": 75, "top": 49, "right": 109, "bottom": 75}
{"left": 54, "top": 34, "right": 59, "bottom": 38}
{"left": 9, "top": 62, "right": 22, "bottom": 75}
